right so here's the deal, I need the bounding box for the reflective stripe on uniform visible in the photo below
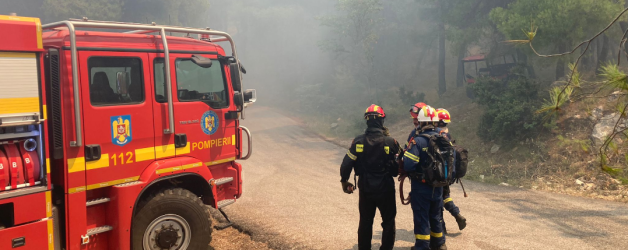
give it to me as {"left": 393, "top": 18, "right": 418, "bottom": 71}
{"left": 347, "top": 151, "right": 357, "bottom": 161}
{"left": 415, "top": 234, "right": 430, "bottom": 240}
{"left": 404, "top": 151, "right": 420, "bottom": 162}
{"left": 431, "top": 231, "right": 443, "bottom": 238}
{"left": 444, "top": 197, "right": 453, "bottom": 203}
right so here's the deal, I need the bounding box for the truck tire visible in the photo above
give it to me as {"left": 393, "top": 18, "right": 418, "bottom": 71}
{"left": 131, "top": 188, "right": 212, "bottom": 250}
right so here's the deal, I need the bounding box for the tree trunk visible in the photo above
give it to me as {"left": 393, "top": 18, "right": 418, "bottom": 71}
{"left": 555, "top": 42, "right": 566, "bottom": 80}
{"left": 456, "top": 48, "right": 465, "bottom": 87}
{"left": 516, "top": 49, "right": 536, "bottom": 79}
{"left": 438, "top": 3, "right": 446, "bottom": 95}
{"left": 621, "top": 21, "right": 628, "bottom": 64}
{"left": 596, "top": 34, "right": 610, "bottom": 72}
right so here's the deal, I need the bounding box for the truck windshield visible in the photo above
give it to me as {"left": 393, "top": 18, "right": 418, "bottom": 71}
{"left": 175, "top": 58, "right": 228, "bottom": 109}
{"left": 154, "top": 58, "right": 228, "bottom": 109}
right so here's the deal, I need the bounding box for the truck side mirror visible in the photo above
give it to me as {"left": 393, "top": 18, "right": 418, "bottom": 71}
{"left": 243, "top": 89, "right": 256, "bottom": 104}
{"left": 229, "top": 62, "right": 242, "bottom": 92}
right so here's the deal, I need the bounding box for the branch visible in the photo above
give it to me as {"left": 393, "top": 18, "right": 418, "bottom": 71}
{"left": 529, "top": 7, "right": 628, "bottom": 58}
{"left": 598, "top": 101, "right": 628, "bottom": 170}
{"left": 530, "top": 7, "right": 628, "bottom": 114}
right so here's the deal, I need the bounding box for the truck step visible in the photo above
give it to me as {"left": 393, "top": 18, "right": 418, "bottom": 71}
{"left": 86, "top": 197, "right": 110, "bottom": 207}
{"left": 217, "top": 199, "right": 235, "bottom": 209}
{"left": 215, "top": 177, "right": 234, "bottom": 186}
{"left": 86, "top": 225, "right": 113, "bottom": 236}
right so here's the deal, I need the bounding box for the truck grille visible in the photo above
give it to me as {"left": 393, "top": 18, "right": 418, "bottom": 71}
{"left": 48, "top": 49, "right": 64, "bottom": 159}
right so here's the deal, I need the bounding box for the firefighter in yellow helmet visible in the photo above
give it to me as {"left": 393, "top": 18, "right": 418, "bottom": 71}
{"left": 340, "top": 104, "right": 402, "bottom": 250}
{"left": 435, "top": 108, "right": 467, "bottom": 234}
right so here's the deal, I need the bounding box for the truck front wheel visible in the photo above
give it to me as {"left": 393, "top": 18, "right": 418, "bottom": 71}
{"left": 132, "top": 188, "right": 212, "bottom": 250}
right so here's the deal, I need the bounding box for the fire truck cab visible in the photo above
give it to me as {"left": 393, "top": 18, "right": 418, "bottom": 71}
{"left": 0, "top": 14, "right": 255, "bottom": 250}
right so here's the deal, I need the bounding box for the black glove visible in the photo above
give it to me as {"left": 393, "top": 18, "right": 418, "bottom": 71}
{"left": 341, "top": 181, "right": 354, "bottom": 194}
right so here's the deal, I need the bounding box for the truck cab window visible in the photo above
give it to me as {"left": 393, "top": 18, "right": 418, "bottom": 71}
{"left": 88, "top": 57, "right": 144, "bottom": 106}
{"left": 174, "top": 58, "right": 228, "bottom": 109}
{"left": 154, "top": 58, "right": 167, "bottom": 103}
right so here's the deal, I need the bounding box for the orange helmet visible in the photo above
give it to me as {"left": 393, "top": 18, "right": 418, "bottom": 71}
{"left": 365, "top": 104, "right": 386, "bottom": 119}
{"left": 436, "top": 108, "right": 451, "bottom": 123}
{"left": 409, "top": 102, "right": 427, "bottom": 119}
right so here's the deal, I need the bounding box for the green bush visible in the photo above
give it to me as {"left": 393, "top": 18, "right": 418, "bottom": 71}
{"left": 471, "top": 72, "right": 540, "bottom": 142}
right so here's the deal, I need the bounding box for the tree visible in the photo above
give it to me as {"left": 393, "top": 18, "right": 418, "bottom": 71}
{"left": 319, "top": 0, "right": 384, "bottom": 102}
{"left": 490, "top": 0, "right": 623, "bottom": 80}
{"left": 43, "top": 0, "right": 123, "bottom": 21}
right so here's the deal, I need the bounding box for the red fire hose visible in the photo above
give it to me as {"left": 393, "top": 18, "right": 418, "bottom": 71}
{"left": 399, "top": 174, "right": 411, "bottom": 205}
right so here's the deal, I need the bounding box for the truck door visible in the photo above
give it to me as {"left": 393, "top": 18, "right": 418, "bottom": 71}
{"left": 157, "top": 53, "right": 237, "bottom": 166}
{"left": 79, "top": 51, "right": 155, "bottom": 188}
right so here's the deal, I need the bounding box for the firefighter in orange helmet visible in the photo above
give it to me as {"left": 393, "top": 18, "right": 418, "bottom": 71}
{"left": 435, "top": 108, "right": 466, "bottom": 234}
{"left": 340, "top": 104, "right": 402, "bottom": 250}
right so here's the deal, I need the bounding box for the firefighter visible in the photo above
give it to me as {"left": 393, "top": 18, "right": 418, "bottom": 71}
{"left": 403, "top": 105, "right": 447, "bottom": 250}
{"left": 406, "top": 102, "right": 427, "bottom": 147}
{"left": 340, "top": 104, "right": 402, "bottom": 250}
{"left": 435, "top": 108, "right": 467, "bottom": 234}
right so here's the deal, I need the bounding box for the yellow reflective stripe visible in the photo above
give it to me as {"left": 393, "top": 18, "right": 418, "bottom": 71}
{"left": 175, "top": 143, "right": 191, "bottom": 155}
{"left": 0, "top": 52, "right": 36, "bottom": 58}
{"left": 346, "top": 151, "right": 357, "bottom": 161}
{"left": 86, "top": 154, "right": 109, "bottom": 170}
{"left": 35, "top": 18, "right": 42, "bottom": 49}
{"left": 431, "top": 231, "right": 443, "bottom": 238}
{"left": 86, "top": 176, "right": 139, "bottom": 190}
{"left": 444, "top": 197, "right": 453, "bottom": 203}
{"left": 45, "top": 191, "right": 52, "bottom": 217}
{"left": 46, "top": 158, "right": 50, "bottom": 174}
{"left": 416, "top": 234, "right": 430, "bottom": 240}
{"left": 155, "top": 144, "right": 175, "bottom": 159}
{"left": 47, "top": 219, "right": 54, "bottom": 250}
{"left": 42, "top": 104, "right": 47, "bottom": 120}
{"left": 135, "top": 147, "right": 155, "bottom": 162}
{"left": 232, "top": 134, "right": 236, "bottom": 145}
{"left": 205, "top": 157, "right": 236, "bottom": 166}
{"left": 0, "top": 97, "right": 39, "bottom": 114}
{"left": 68, "top": 186, "right": 86, "bottom": 194}
{"left": 67, "top": 157, "right": 85, "bottom": 173}
{"left": 404, "top": 151, "right": 420, "bottom": 162}
{"left": 156, "top": 162, "right": 203, "bottom": 174}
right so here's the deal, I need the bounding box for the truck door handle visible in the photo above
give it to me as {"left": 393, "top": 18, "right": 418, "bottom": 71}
{"left": 175, "top": 134, "right": 187, "bottom": 148}
{"left": 85, "top": 145, "right": 101, "bottom": 161}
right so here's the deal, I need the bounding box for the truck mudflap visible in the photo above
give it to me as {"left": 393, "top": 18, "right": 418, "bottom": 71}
{"left": 0, "top": 218, "right": 53, "bottom": 250}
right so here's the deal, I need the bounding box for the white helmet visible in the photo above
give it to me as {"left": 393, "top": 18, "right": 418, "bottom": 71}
{"left": 416, "top": 105, "right": 438, "bottom": 122}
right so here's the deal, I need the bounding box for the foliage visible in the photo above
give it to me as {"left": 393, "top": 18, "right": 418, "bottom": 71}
{"left": 318, "top": 0, "right": 383, "bottom": 57}
{"left": 39, "top": 0, "right": 209, "bottom": 27}
{"left": 43, "top": 0, "right": 123, "bottom": 21}
{"left": 471, "top": 70, "right": 540, "bottom": 142}
{"left": 490, "top": 0, "right": 622, "bottom": 50}
{"left": 599, "top": 63, "right": 628, "bottom": 90}
{"left": 398, "top": 86, "right": 425, "bottom": 109}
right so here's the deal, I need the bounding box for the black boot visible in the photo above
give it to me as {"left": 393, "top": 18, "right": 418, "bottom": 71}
{"left": 454, "top": 213, "right": 467, "bottom": 230}
{"left": 431, "top": 244, "right": 447, "bottom": 250}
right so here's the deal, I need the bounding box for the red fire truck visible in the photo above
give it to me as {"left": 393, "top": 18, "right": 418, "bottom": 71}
{"left": 0, "top": 14, "right": 255, "bottom": 250}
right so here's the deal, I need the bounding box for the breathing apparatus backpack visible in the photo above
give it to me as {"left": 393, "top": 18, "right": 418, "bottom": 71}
{"left": 418, "top": 134, "right": 454, "bottom": 187}
{"left": 452, "top": 144, "right": 468, "bottom": 179}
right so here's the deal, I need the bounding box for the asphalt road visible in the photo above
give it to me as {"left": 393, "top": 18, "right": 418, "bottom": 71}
{"left": 226, "top": 106, "right": 628, "bottom": 250}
